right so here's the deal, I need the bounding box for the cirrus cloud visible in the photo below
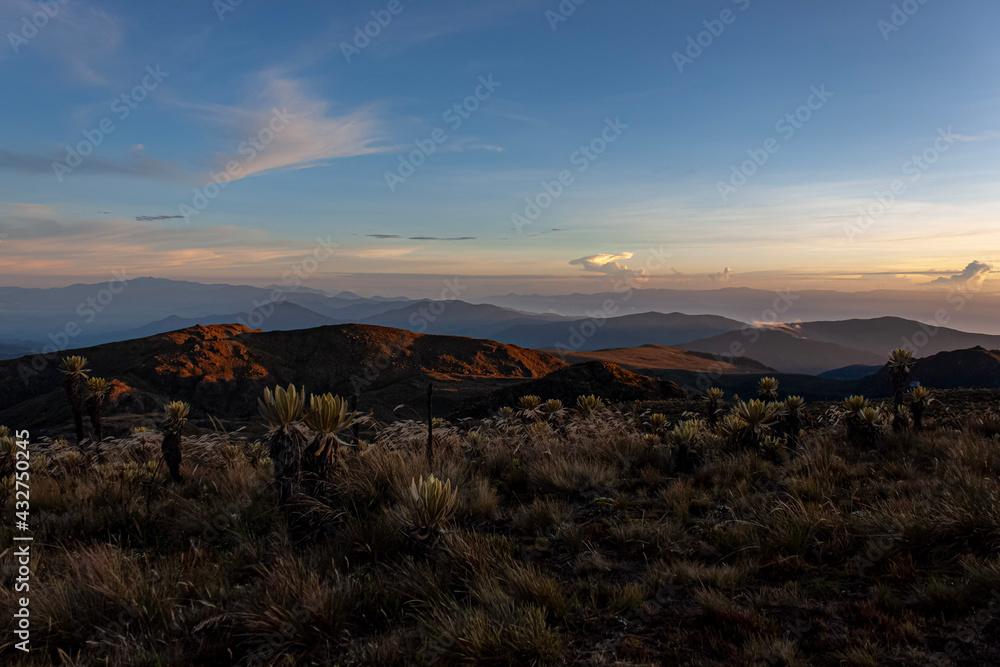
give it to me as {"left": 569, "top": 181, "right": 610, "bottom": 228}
{"left": 198, "top": 72, "right": 389, "bottom": 182}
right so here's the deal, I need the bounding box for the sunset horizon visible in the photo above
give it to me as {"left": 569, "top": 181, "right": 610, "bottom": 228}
{"left": 3, "top": 2, "right": 1000, "bottom": 664}
{"left": 2, "top": 1, "right": 998, "bottom": 296}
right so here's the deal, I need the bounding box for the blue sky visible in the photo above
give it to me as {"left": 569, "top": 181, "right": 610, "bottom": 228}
{"left": 0, "top": 0, "right": 998, "bottom": 297}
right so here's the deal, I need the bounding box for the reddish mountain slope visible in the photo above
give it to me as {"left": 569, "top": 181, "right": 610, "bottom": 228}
{"left": 0, "top": 324, "right": 567, "bottom": 432}
{"left": 559, "top": 344, "right": 771, "bottom": 375}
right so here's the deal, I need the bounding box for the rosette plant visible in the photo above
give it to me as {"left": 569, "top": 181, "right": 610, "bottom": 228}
{"left": 60, "top": 356, "right": 90, "bottom": 445}
{"left": 303, "top": 392, "right": 357, "bottom": 478}
{"left": 259, "top": 385, "right": 307, "bottom": 505}
{"left": 161, "top": 401, "right": 189, "bottom": 482}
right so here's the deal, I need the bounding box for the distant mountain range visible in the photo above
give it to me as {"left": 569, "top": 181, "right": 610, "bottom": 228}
{"left": 357, "top": 300, "right": 573, "bottom": 339}
{"left": 108, "top": 302, "right": 339, "bottom": 341}
{"left": 0, "top": 277, "right": 413, "bottom": 345}
{"left": 784, "top": 317, "right": 1000, "bottom": 358}
{"left": 3, "top": 317, "right": 1000, "bottom": 437}
{"left": 492, "top": 312, "right": 746, "bottom": 351}
{"left": 471, "top": 287, "right": 1000, "bottom": 335}
{"left": 4, "top": 278, "right": 1000, "bottom": 378}
{"left": 678, "top": 329, "right": 886, "bottom": 375}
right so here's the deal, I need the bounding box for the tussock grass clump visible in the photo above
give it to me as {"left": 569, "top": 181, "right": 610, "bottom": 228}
{"left": 5, "top": 389, "right": 1000, "bottom": 664}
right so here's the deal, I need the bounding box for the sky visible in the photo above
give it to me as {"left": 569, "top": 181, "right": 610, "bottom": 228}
{"left": 0, "top": 0, "right": 998, "bottom": 298}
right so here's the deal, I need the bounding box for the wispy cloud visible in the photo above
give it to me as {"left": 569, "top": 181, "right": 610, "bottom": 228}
{"left": 353, "top": 247, "right": 419, "bottom": 259}
{"left": 199, "top": 72, "right": 388, "bottom": 181}
{"left": 0, "top": 146, "right": 189, "bottom": 182}
{"left": 0, "top": 0, "right": 122, "bottom": 85}
{"left": 366, "top": 234, "right": 476, "bottom": 241}
{"left": 354, "top": 0, "right": 546, "bottom": 58}
{"left": 0, "top": 209, "right": 319, "bottom": 275}
{"left": 946, "top": 130, "right": 1000, "bottom": 143}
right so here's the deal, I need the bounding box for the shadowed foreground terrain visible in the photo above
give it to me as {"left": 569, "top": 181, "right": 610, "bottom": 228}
{"left": 2, "top": 388, "right": 1000, "bottom": 665}
{"left": 0, "top": 324, "right": 569, "bottom": 430}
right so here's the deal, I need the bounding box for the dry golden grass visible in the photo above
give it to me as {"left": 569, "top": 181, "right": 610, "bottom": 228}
{"left": 2, "top": 392, "right": 1000, "bottom": 664}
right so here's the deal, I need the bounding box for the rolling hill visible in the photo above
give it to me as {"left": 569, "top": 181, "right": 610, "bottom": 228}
{"left": 858, "top": 346, "right": 1000, "bottom": 392}
{"left": 679, "top": 328, "right": 884, "bottom": 375}
{"left": 788, "top": 317, "right": 1000, "bottom": 358}
{"left": 557, "top": 344, "right": 772, "bottom": 375}
{"left": 0, "top": 338, "right": 37, "bottom": 361}
{"left": 109, "top": 301, "right": 337, "bottom": 341}
{"left": 0, "top": 323, "right": 571, "bottom": 433}
{"left": 493, "top": 312, "right": 747, "bottom": 351}
{"left": 359, "top": 300, "right": 572, "bottom": 338}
